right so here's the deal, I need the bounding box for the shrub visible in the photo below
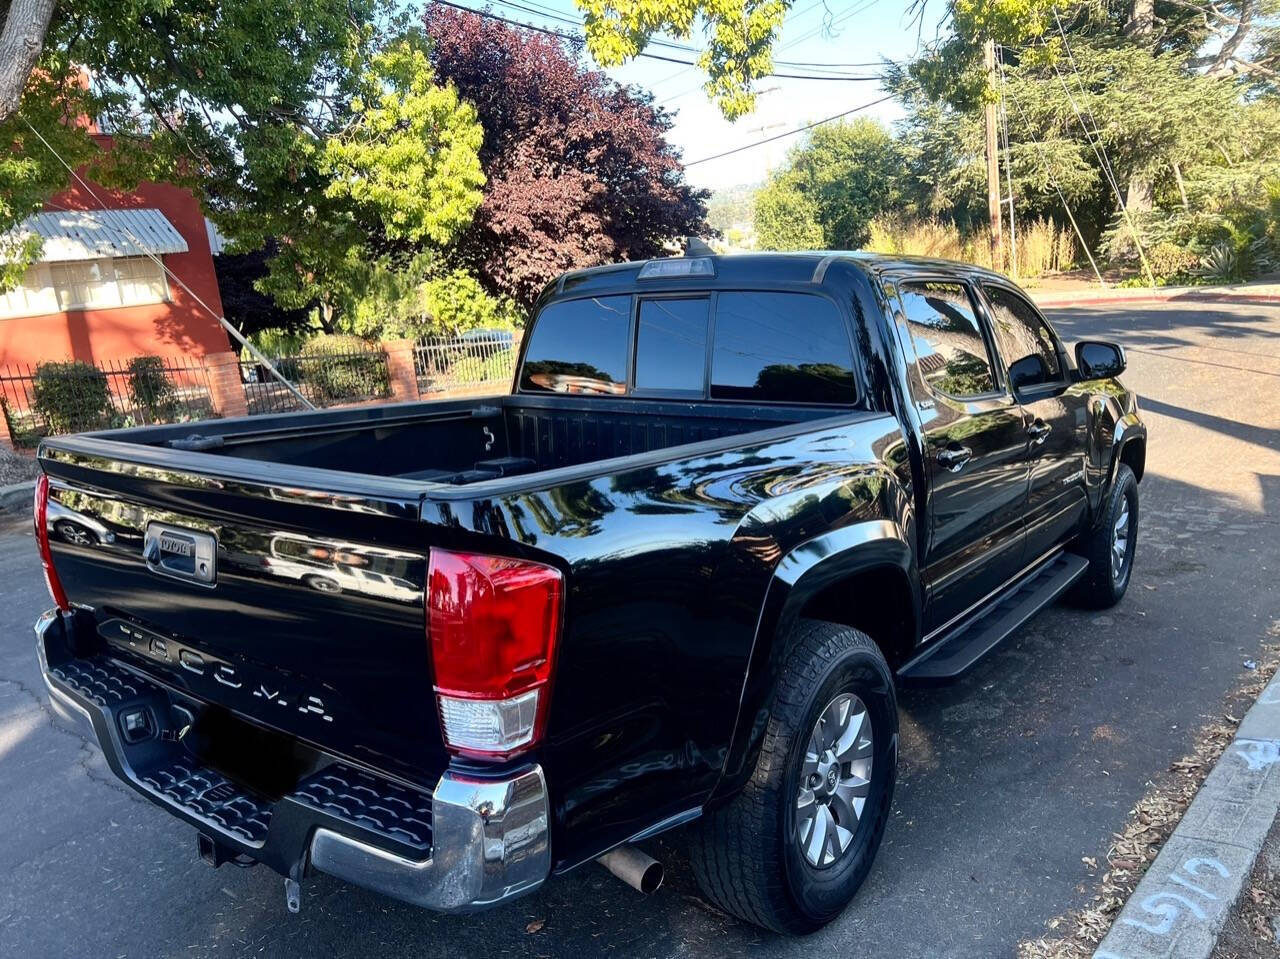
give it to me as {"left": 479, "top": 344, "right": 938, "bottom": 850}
{"left": 1196, "top": 233, "right": 1274, "bottom": 283}
{"left": 298, "top": 333, "right": 390, "bottom": 404}
{"left": 127, "top": 356, "right": 179, "bottom": 423}
{"left": 1197, "top": 240, "right": 1241, "bottom": 283}
{"left": 32, "top": 361, "right": 113, "bottom": 434}
{"left": 421, "top": 270, "right": 523, "bottom": 334}
{"left": 1147, "top": 242, "right": 1200, "bottom": 282}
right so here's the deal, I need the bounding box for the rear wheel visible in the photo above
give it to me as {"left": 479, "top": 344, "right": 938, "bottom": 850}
{"left": 688, "top": 620, "right": 897, "bottom": 934}
{"left": 303, "top": 574, "right": 342, "bottom": 594}
{"left": 1070, "top": 463, "right": 1139, "bottom": 609}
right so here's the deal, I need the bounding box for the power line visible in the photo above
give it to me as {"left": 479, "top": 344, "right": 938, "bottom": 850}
{"left": 684, "top": 93, "right": 894, "bottom": 166}
{"left": 997, "top": 54, "right": 1107, "bottom": 287}
{"left": 430, "top": 0, "right": 885, "bottom": 80}
{"left": 1046, "top": 5, "right": 1155, "bottom": 286}
{"left": 656, "top": 0, "right": 889, "bottom": 104}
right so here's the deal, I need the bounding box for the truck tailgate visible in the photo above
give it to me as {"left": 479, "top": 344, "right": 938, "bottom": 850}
{"left": 39, "top": 441, "right": 448, "bottom": 787}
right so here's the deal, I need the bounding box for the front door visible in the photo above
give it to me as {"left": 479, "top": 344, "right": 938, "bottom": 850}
{"left": 979, "top": 283, "right": 1090, "bottom": 560}
{"left": 892, "top": 279, "right": 1030, "bottom": 633}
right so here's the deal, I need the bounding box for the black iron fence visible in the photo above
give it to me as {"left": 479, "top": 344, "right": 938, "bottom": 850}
{"left": 0, "top": 356, "right": 215, "bottom": 448}
{"left": 415, "top": 330, "right": 518, "bottom": 395}
{"left": 241, "top": 342, "right": 391, "bottom": 415}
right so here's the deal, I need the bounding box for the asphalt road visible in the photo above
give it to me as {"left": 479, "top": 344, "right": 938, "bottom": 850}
{"left": 1, "top": 301, "right": 1278, "bottom": 958}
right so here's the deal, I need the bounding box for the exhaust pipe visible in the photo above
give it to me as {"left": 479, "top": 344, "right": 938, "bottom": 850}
{"left": 597, "top": 845, "right": 664, "bottom": 895}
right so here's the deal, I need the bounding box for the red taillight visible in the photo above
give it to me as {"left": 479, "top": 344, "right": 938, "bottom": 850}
{"left": 34, "top": 474, "right": 69, "bottom": 611}
{"left": 427, "top": 549, "right": 562, "bottom": 759}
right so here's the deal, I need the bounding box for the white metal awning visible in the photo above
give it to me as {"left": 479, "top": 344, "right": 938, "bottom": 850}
{"left": 6, "top": 208, "right": 189, "bottom": 263}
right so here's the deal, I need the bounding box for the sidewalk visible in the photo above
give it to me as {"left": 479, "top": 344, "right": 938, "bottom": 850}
{"left": 1029, "top": 279, "right": 1280, "bottom": 309}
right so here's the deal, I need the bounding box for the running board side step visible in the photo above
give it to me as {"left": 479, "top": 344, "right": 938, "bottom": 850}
{"left": 897, "top": 552, "right": 1089, "bottom": 685}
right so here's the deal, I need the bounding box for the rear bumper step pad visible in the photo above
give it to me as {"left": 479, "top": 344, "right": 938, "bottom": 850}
{"left": 36, "top": 609, "right": 550, "bottom": 913}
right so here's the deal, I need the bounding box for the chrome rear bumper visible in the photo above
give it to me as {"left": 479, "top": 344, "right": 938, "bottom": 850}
{"left": 35, "top": 608, "right": 551, "bottom": 913}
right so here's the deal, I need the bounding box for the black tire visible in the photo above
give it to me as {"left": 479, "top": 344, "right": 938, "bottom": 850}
{"left": 55, "top": 521, "right": 97, "bottom": 546}
{"left": 1070, "top": 463, "right": 1139, "bottom": 609}
{"left": 303, "top": 574, "right": 343, "bottom": 594}
{"left": 688, "top": 620, "right": 897, "bottom": 934}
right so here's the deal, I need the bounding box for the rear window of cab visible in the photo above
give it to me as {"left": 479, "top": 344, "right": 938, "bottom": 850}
{"left": 519, "top": 291, "right": 857, "bottom": 405}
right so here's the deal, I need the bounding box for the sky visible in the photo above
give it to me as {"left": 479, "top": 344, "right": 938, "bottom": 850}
{"left": 466, "top": 0, "right": 929, "bottom": 192}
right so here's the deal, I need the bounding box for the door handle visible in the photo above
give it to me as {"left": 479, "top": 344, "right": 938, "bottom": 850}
{"left": 936, "top": 444, "right": 973, "bottom": 472}
{"left": 1027, "top": 420, "right": 1052, "bottom": 445}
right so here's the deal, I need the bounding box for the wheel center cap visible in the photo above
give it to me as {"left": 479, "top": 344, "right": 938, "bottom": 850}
{"left": 811, "top": 754, "right": 840, "bottom": 799}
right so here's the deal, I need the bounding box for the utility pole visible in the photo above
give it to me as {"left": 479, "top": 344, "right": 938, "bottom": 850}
{"left": 983, "top": 38, "right": 1004, "bottom": 271}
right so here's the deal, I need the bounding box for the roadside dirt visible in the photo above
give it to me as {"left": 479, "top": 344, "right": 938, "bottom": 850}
{"left": 1213, "top": 815, "right": 1280, "bottom": 959}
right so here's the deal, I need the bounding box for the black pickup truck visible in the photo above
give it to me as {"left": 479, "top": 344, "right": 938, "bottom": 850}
{"left": 33, "top": 252, "right": 1146, "bottom": 934}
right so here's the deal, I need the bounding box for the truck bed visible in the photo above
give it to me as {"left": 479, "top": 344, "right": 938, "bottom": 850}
{"left": 86, "top": 393, "right": 829, "bottom": 487}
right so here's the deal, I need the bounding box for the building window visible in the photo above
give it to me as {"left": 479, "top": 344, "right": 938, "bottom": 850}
{"left": 113, "top": 256, "right": 169, "bottom": 305}
{"left": 0, "top": 266, "right": 58, "bottom": 319}
{"left": 0, "top": 256, "right": 169, "bottom": 320}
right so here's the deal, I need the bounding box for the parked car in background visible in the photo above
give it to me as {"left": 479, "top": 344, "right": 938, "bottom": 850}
{"left": 33, "top": 252, "right": 1145, "bottom": 933}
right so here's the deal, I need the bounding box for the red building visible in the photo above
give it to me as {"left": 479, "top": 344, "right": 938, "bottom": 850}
{"left": 0, "top": 149, "right": 232, "bottom": 368}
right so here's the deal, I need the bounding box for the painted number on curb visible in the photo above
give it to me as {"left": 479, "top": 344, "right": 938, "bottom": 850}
{"left": 1096, "top": 856, "right": 1231, "bottom": 958}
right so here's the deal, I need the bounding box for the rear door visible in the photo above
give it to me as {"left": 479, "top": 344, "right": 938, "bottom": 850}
{"left": 978, "top": 282, "right": 1090, "bottom": 560}
{"left": 890, "top": 278, "right": 1029, "bottom": 632}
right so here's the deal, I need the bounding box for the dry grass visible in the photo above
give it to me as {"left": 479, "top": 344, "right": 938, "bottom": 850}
{"left": 1018, "top": 625, "right": 1280, "bottom": 959}
{"left": 866, "top": 216, "right": 1076, "bottom": 278}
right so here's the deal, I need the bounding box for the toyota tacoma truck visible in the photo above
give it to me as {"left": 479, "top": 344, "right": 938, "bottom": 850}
{"left": 33, "top": 252, "right": 1146, "bottom": 934}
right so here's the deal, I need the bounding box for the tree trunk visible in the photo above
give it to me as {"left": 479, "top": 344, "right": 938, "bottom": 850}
{"left": 1124, "top": 0, "right": 1154, "bottom": 39}
{"left": 1125, "top": 174, "right": 1153, "bottom": 215}
{"left": 1172, "top": 162, "right": 1190, "bottom": 210}
{"left": 0, "top": 0, "right": 57, "bottom": 124}
{"left": 1123, "top": 0, "right": 1155, "bottom": 213}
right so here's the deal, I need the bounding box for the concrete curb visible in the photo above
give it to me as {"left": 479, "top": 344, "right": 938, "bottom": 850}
{"left": 1093, "top": 669, "right": 1280, "bottom": 958}
{"left": 1032, "top": 286, "right": 1280, "bottom": 309}
{"left": 0, "top": 480, "right": 35, "bottom": 514}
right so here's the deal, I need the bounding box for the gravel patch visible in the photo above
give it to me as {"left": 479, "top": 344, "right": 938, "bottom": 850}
{"left": 0, "top": 446, "right": 40, "bottom": 486}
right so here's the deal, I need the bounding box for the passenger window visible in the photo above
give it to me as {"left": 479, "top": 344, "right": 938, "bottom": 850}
{"left": 520, "top": 295, "right": 631, "bottom": 394}
{"left": 711, "top": 292, "right": 856, "bottom": 404}
{"left": 898, "top": 282, "right": 997, "bottom": 399}
{"left": 982, "top": 285, "right": 1063, "bottom": 390}
{"left": 635, "top": 297, "right": 709, "bottom": 393}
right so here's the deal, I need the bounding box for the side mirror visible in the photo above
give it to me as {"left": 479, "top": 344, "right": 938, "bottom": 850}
{"left": 1075, "top": 340, "right": 1126, "bottom": 379}
{"left": 1008, "top": 354, "right": 1050, "bottom": 392}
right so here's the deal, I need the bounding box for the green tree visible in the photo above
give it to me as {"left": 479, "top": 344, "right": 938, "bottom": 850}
{"left": 753, "top": 178, "right": 824, "bottom": 250}
{"left": 576, "top": 0, "right": 791, "bottom": 119}
{"left": 344, "top": 262, "right": 521, "bottom": 339}
{"left": 3, "top": 4, "right": 487, "bottom": 327}
{"left": 753, "top": 118, "right": 902, "bottom": 250}
{"left": 0, "top": 69, "right": 97, "bottom": 288}
{"left": 217, "top": 37, "right": 485, "bottom": 326}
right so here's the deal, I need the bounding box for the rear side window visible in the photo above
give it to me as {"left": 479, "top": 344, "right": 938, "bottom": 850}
{"left": 520, "top": 295, "right": 631, "bottom": 394}
{"left": 635, "top": 297, "right": 709, "bottom": 393}
{"left": 898, "top": 282, "right": 997, "bottom": 399}
{"left": 711, "top": 292, "right": 855, "bottom": 404}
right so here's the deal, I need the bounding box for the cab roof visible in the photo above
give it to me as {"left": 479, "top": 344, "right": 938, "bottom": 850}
{"left": 550, "top": 251, "right": 1013, "bottom": 301}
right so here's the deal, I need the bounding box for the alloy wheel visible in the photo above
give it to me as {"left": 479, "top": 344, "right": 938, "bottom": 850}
{"left": 795, "top": 692, "right": 874, "bottom": 868}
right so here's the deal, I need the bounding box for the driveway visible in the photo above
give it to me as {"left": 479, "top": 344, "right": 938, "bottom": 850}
{"left": 1, "top": 302, "right": 1277, "bottom": 958}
